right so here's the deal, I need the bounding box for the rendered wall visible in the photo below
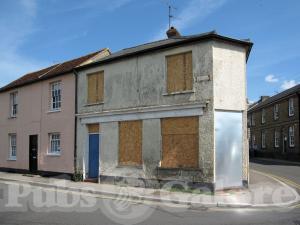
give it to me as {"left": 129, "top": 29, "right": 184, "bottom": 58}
{"left": 212, "top": 41, "right": 248, "bottom": 183}
{"left": 76, "top": 40, "right": 248, "bottom": 186}
{"left": 0, "top": 74, "right": 75, "bottom": 173}
{"left": 76, "top": 41, "right": 214, "bottom": 183}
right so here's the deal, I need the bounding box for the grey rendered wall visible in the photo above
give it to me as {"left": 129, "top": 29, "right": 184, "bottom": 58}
{"left": 76, "top": 40, "right": 215, "bottom": 183}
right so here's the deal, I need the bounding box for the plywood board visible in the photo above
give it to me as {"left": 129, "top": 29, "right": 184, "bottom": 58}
{"left": 184, "top": 52, "right": 193, "bottom": 90}
{"left": 161, "top": 116, "right": 198, "bottom": 135}
{"left": 161, "top": 117, "right": 199, "bottom": 168}
{"left": 119, "top": 120, "right": 142, "bottom": 166}
{"left": 166, "top": 52, "right": 193, "bottom": 93}
{"left": 87, "top": 71, "right": 104, "bottom": 104}
{"left": 88, "top": 124, "right": 100, "bottom": 133}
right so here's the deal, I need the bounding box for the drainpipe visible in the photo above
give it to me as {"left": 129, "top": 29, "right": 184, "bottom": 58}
{"left": 297, "top": 92, "right": 300, "bottom": 159}
{"left": 73, "top": 69, "right": 79, "bottom": 177}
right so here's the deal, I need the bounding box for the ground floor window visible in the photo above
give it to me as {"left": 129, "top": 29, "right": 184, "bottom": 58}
{"left": 252, "top": 134, "right": 256, "bottom": 149}
{"left": 9, "top": 134, "right": 17, "bottom": 160}
{"left": 49, "top": 133, "right": 61, "bottom": 155}
{"left": 261, "top": 131, "right": 266, "bottom": 149}
{"left": 119, "top": 120, "right": 142, "bottom": 166}
{"left": 289, "top": 126, "right": 295, "bottom": 147}
{"left": 161, "top": 116, "right": 199, "bottom": 168}
{"left": 274, "top": 130, "right": 280, "bottom": 148}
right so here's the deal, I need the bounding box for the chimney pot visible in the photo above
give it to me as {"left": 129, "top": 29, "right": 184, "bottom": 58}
{"left": 166, "top": 26, "right": 181, "bottom": 38}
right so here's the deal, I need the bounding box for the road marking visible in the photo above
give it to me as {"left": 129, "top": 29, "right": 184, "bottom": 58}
{"left": 252, "top": 169, "right": 300, "bottom": 190}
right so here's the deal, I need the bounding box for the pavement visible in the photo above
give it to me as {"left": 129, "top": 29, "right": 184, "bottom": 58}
{"left": 1, "top": 160, "right": 300, "bottom": 225}
{"left": 0, "top": 166, "right": 299, "bottom": 209}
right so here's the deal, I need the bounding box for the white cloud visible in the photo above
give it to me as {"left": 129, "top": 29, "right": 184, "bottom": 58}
{"left": 0, "top": 1, "right": 49, "bottom": 87}
{"left": 280, "top": 80, "right": 299, "bottom": 90}
{"left": 152, "top": 0, "right": 227, "bottom": 41}
{"left": 265, "top": 74, "right": 279, "bottom": 83}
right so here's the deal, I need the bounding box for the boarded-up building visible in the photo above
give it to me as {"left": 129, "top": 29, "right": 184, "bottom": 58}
{"left": 75, "top": 28, "right": 253, "bottom": 191}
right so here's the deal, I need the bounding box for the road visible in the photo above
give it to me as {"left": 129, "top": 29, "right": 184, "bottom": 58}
{"left": 0, "top": 160, "right": 299, "bottom": 225}
{"left": 250, "top": 158, "right": 300, "bottom": 194}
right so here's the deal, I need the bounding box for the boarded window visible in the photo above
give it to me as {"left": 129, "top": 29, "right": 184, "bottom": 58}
{"left": 119, "top": 120, "right": 142, "bottom": 166}
{"left": 161, "top": 117, "right": 199, "bottom": 168}
{"left": 166, "top": 52, "right": 193, "bottom": 93}
{"left": 88, "top": 124, "right": 100, "bottom": 133}
{"left": 87, "top": 71, "right": 104, "bottom": 104}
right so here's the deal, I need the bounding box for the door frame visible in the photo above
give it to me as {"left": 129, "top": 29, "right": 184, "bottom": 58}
{"left": 214, "top": 110, "right": 243, "bottom": 190}
{"left": 29, "top": 135, "right": 38, "bottom": 173}
{"left": 87, "top": 132, "right": 100, "bottom": 179}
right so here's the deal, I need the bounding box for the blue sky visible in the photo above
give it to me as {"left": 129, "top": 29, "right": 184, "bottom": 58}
{"left": 0, "top": 0, "right": 299, "bottom": 102}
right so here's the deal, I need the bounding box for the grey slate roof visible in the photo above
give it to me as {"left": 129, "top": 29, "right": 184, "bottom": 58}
{"left": 76, "top": 31, "right": 253, "bottom": 71}
{"left": 248, "top": 84, "right": 300, "bottom": 112}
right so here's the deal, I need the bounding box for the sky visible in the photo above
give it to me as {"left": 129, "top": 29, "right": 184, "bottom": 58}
{"left": 0, "top": 0, "right": 299, "bottom": 102}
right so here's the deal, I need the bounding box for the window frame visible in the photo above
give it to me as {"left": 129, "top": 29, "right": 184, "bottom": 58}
{"left": 288, "top": 98, "right": 294, "bottom": 117}
{"left": 261, "top": 131, "right": 266, "bottom": 149}
{"left": 87, "top": 71, "right": 104, "bottom": 105}
{"left": 48, "top": 133, "right": 61, "bottom": 155}
{"left": 50, "top": 81, "right": 61, "bottom": 111}
{"left": 261, "top": 109, "right": 266, "bottom": 124}
{"left": 251, "top": 113, "right": 255, "bottom": 126}
{"left": 9, "top": 133, "right": 17, "bottom": 160}
{"left": 10, "top": 92, "right": 18, "bottom": 118}
{"left": 289, "top": 126, "right": 295, "bottom": 147}
{"left": 252, "top": 134, "right": 256, "bottom": 149}
{"left": 165, "top": 51, "right": 193, "bottom": 94}
{"left": 273, "top": 104, "right": 279, "bottom": 120}
{"left": 274, "top": 130, "right": 280, "bottom": 148}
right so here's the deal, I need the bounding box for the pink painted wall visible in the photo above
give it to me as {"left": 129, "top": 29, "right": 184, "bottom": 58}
{"left": 0, "top": 73, "right": 75, "bottom": 173}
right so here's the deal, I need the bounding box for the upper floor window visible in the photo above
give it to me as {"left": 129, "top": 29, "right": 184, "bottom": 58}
{"left": 251, "top": 113, "right": 255, "bottom": 126}
{"left": 288, "top": 98, "right": 294, "bottom": 116}
{"left": 10, "top": 92, "right": 18, "bottom": 117}
{"left": 274, "top": 130, "right": 280, "bottom": 148}
{"left": 273, "top": 104, "right": 279, "bottom": 120}
{"left": 9, "top": 134, "right": 17, "bottom": 160}
{"left": 50, "top": 82, "right": 61, "bottom": 111}
{"left": 289, "top": 126, "right": 295, "bottom": 147}
{"left": 166, "top": 51, "right": 193, "bottom": 93}
{"left": 49, "top": 133, "right": 61, "bottom": 155}
{"left": 87, "top": 71, "right": 104, "bottom": 104}
{"left": 261, "top": 131, "right": 266, "bottom": 148}
{"left": 261, "top": 109, "right": 266, "bottom": 124}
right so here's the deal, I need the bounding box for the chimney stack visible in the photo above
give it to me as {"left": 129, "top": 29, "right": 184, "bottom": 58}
{"left": 260, "top": 96, "right": 270, "bottom": 102}
{"left": 166, "top": 27, "right": 181, "bottom": 38}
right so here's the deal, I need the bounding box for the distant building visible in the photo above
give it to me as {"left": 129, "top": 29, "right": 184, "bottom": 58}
{"left": 248, "top": 85, "right": 300, "bottom": 161}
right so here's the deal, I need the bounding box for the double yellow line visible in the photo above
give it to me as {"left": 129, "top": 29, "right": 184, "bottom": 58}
{"left": 252, "top": 169, "right": 300, "bottom": 208}
{"left": 252, "top": 169, "right": 300, "bottom": 191}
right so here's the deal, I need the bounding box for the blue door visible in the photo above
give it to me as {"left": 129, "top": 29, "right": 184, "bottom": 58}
{"left": 88, "top": 134, "right": 100, "bottom": 178}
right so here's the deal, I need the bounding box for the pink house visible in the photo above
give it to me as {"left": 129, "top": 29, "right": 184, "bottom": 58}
{"left": 0, "top": 49, "right": 110, "bottom": 177}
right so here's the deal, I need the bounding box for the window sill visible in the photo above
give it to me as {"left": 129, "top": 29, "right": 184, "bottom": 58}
{"left": 116, "top": 165, "right": 142, "bottom": 169}
{"left": 85, "top": 102, "right": 104, "bottom": 107}
{"left": 157, "top": 167, "right": 200, "bottom": 171}
{"left": 47, "top": 153, "right": 61, "bottom": 156}
{"left": 7, "top": 157, "right": 16, "bottom": 161}
{"left": 48, "top": 109, "right": 61, "bottom": 113}
{"left": 162, "top": 90, "right": 194, "bottom": 96}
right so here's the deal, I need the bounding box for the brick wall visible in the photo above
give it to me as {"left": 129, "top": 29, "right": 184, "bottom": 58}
{"left": 248, "top": 94, "right": 300, "bottom": 161}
